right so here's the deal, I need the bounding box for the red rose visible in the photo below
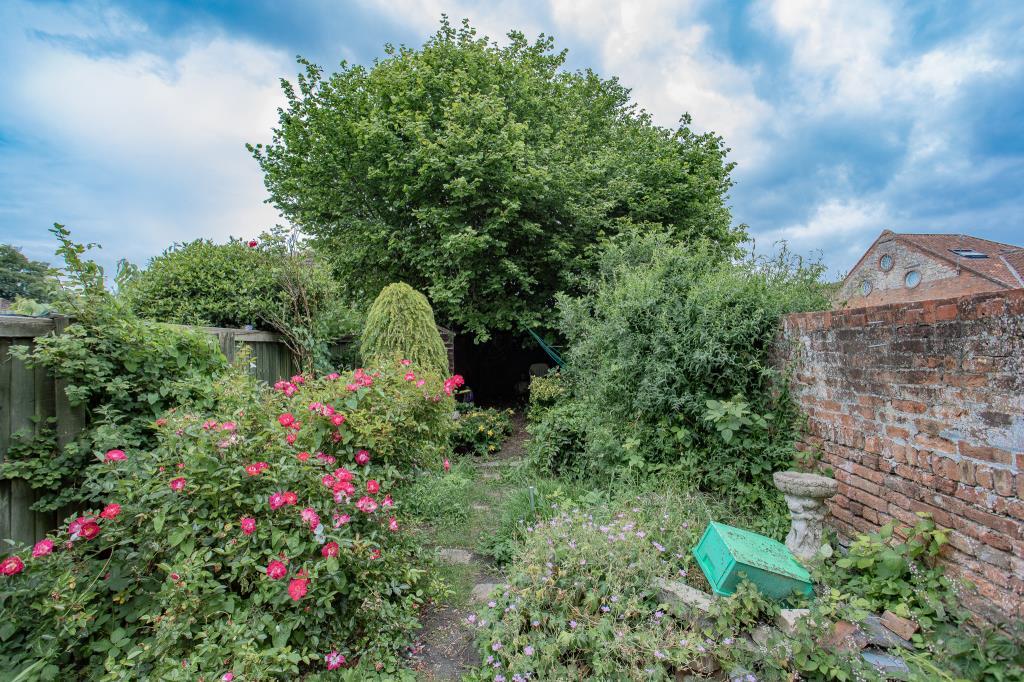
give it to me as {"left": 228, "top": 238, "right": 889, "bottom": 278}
{"left": 1, "top": 556, "right": 25, "bottom": 576}
{"left": 266, "top": 559, "right": 287, "bottom": 580}
{"left": 288, "top": 577, "right": 308, "bottom": 601}
{"left": 100, "top": 503, "right": 121, "bottom": 519}
{"left": 366, "top": 479, "right": 380, "bottom": 494}
{"left": 321, "top": 542, "right": 339, "bottom": 558}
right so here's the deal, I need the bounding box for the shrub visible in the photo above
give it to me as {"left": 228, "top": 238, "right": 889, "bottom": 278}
{"left": 360, "top": 283, "right": 448, "bottom": 378}
{"left": 452, "top": 407, "right": 514, "bottom": 457}
{"left": 0, "top": 361, "right": 456, "bottom": 679}
{"left": 122, "top": 232, "right": 363, "bottom": 373}
{"left": 3, "top": 227, "right": 228, "bottom": 513}
{"left": 526, "top": 371, "right": 566, "bottom": 422}
{"left": 532, "top": 231, "right": 830, "bottom": 529}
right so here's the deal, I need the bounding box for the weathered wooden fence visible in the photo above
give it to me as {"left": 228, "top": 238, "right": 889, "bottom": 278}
{"left": 0, "top": 315, "right": 304, "bottom": 546}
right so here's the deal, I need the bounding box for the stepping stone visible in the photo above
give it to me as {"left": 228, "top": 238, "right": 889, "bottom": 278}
{"left": 471, "top": 503, "right": 490, "bottom": 512}
{"left": 880, "top": 610, "right": 919, "bottom": 641}
{"left": 470, "top": 582, "right": 503, "bottom": 603}
{"left": 437, "top": 548, "right": 474, "bottom": 565}
{"left": 478, "top": 459, "right": 527, "bottom": 469}
{"left": 481, "top": 470, "right": 501, "bottom": 480}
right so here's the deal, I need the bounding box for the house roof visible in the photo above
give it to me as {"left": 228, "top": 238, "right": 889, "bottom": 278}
{"left": 845, "top": 230, "right": 1024, "bottom": 290}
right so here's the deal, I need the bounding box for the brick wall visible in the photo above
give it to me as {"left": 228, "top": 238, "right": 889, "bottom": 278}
{"left": 779, "top": 289, "right": 1024, "bottom": 621}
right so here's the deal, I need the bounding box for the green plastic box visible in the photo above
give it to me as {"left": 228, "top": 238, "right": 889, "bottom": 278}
{"left": 693, "top": 522, "right": 813, "bottom": 600}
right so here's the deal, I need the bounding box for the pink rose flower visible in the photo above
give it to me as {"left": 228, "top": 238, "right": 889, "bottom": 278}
{"left": 322, "top": 542, "right": 339, "bottom": 558}
{"left": 278, "top": 413, "right": 295, "bottom": 427}
{"left": 296, "top": 451, "right": 311, "bottom": 462}
{"left": 325, "top": 650, "right": 346, "bottom": 670}
{"left": 100, "top": 503, "right": 121, "bottom": 520}
{"left": 266, "top": 559, "right": 287, "bottom": 580}
{"left": 269, "top": 492, "right": 286, "bottom": 510}
{"left": 356, "top": 496, "right": 378, "bottom": 514}
{"left": 285, "top": 433, "right": 297, "bottom": 445}
{"left": 288, "top": 577, "right": 308, "bottom": 601}
{"left": 443, "top": 459, "right": 451, "bottom": 472}
{"left": 388, "top": 517, "right": 399, "bottom": 532}
{"left": 400, "top": 359, "right": 412, "bottom": 366}
{"left": 382, "top": 495, "right": 394, "bottom": 508}
{"left": 366, "top": 479, "right": 380, "bottom": 494}
{"left": 104, "top": 449, "right": 126, "bottom": 462}
{"left": 169, "top": 477, "right": 187, "bottom": 492}
{"left": 283, "top": 491, "right": 298, "bottom": 505}
{"left": 355, "top": 450, "right": 370, "bottom": 466}
{"left": 32, "top": 539, "right": 54, "bottom": 558}
{"left": 331, "top": 414, "right": 346, "bottom": 426}
{"left": 1, "top": 556, "right": 24, "bottom": 576}
{"left": 240, "top": 517, "right": 256, "bottom": 535}
{"left": 221, "top": 421, "right": 237, "bottom": 432}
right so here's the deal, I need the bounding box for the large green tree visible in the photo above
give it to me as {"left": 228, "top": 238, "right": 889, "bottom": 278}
{"left": 251, "top": 19, "right": 744, "bottom": 341}
{"left": 0, "top": 244, "right": 55, "bottom": 302}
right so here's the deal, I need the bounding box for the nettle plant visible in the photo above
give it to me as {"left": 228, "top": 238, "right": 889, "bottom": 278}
{"left": 0, "top": 361, "right": 458, "bottom": 680}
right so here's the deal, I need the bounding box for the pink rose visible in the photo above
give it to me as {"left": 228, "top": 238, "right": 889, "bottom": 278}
{"left": 356, "top": 496, "right": 378, "bottom": 514}
{"left": 1, "top": 556, "right": 24, "bottom": 576}
{"left": 283, "top": 491, "right": 298, "bottom": 505}
{"left": 266, "top": 559, "right": 287, "bottom": 580}
{"left": 322, "top": 542, "right": 340, "bottom": 558}
{"left": 100, "top": 503, "right": 121, "bottom": 519}
{"left": 32, "top": 539, "right": 54, "bottom": 558}
{"left": 277, "top": 413, "right": 295, "bottom": 427}
{"left": 443, "top": 459, "right": 451, "bottom": 472}
{"left": 296, "top": 451, "right": 311, "bottom": 462}
{"left": 169, "top": 477, "right": 187, "bottom": 492}
{"left": 325, "top": 650, "right": 346, "bottom": 670}
{"left": 331, "top": 414, "right": 346, "bottom": 426}
{"left": 104, "top": 449, "right": 126, "bottom": 462}
{"left": 240, "top": 517, "right": 256, "bottom": 535}
{"left": 388, "top": 517, "right": 399, "bottom": 532}
{"left": 366, "top": 479, "right": 380, "bottom": 494}
{"left": 288, "top": 577, "right": 308, "bottom": 601}
{"left": 269, "top": 492, "right": 286, "bottom": 510}
{"left": 355, "top": 450, "right": 370, "bottom": 466}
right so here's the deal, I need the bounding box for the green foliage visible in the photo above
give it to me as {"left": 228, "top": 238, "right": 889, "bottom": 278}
{"left": 0, "top": 364, "right": 453, "bottom": 679}
{"left": 529, "top": 230, "right": 830, "bottom": 529}
{"left": 820, "top": 514, "right": 954, "bottom": 628}
{"left": 526, "top": 371, "right": 566, "bottom": 422}
{"left": 452, "top": 407, "right": 514, "bottom": 457}
{"left": 251, "top": 18, "right": 743, "bottom": 340}
{"left": 122, "top": 232, "right": 362, "bottom": 373}
{"left": 0, "top": 244, "right": 56, "bottom": 302}
{"left": 3, "top": 226, "right": 228, "bottom": 512}
{"left": 360, "top": 283, "right": 448, "bottom": 377}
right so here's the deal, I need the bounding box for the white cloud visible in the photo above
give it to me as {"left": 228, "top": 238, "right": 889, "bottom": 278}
{"left": 356, "top": 0, "right": 550, "bottom": 46}
{"left": 549, "top": 0, "right": 775, "bottom": 169}
{"left": 0, "top": 1, "right": 290, "bottom": 265}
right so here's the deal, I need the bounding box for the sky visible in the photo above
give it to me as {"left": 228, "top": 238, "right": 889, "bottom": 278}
{"left": 1, "top": 0, "right": 1022, "bottom": 279}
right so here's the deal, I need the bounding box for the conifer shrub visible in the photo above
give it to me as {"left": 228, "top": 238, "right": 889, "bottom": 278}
{"left": 360, "top": 283, "right": 448, "bottom": 378}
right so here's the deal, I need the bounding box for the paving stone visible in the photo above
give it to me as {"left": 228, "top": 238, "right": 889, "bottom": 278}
{"left": 470, "top": 583, "right": 503, "bottom": 603}
{"left": 751, "top": 625, "right": 775, "bottom": 647}
{"left": 477, "top": 459, "right": 526, "bottom": 469}
{"left": 656, "top": 578, "right": 715, "bottom": 613}
{"left": 470, "top": 503, "right": 490, "bottom": 512}
{"left": 880, "top": 610, "right": 919, "bottom": 641}
{"left": 437, "top": 548, "right": 474, "bottom": 564}
{"left": 776, "top": 608, "right": 812, "bottom": 636}
{"left": 861, "top": 648, "right": 910, "bottom": 678}
{"left": 861, "top": 614, "right": 913, "bottom": 650}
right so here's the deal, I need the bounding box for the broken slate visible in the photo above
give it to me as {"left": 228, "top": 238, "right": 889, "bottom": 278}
{"left": 861, "top": 615, "right": 913, "bottom": 650}
{"left": 861, "top": 648, "right": 910, "bottom": 678}
{"left": 880, "top": 610, "right": 919, "bottom": 641}
{"left": 655, "top": 578, "right": 715, "bottom": 613}
{"left": 776, "top": 608, "right": 812, "bottom": 636}
{"left": 823, "top": 620, "right": 868, "bottom": 653}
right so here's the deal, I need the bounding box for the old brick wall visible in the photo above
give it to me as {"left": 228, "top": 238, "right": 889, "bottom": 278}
{"left": 780, "top": 289, "right": 1024, "bottom": 620}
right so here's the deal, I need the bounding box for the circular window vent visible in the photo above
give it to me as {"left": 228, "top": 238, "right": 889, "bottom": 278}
{"left": 861, "top": 280, "right": 873, "bottom": 296}
{"left": 905, "top": 270, "right": 921, "bottom": 289}
{"left": 879, "top": 254, "right": 893, "bottom": 271}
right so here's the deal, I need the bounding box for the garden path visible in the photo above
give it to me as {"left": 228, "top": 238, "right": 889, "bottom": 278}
{"left": 411, "top": 413, "right": 528, "bottom": 680}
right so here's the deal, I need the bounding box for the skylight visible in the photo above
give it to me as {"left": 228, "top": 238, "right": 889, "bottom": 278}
{"left": 949, "top": 248, "right": 988, "bottom": 259}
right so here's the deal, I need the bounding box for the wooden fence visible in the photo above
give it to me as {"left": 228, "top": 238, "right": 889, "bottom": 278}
{"left": 0, "top": 315, "right": 303, "bottom": 547}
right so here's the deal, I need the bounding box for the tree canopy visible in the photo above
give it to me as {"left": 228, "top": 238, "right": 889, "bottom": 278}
{"left": 0, "top": 244, "right": 55, "bottom": 302}
{"left": 252, "top": 19, "right": 744, "bottom": 341}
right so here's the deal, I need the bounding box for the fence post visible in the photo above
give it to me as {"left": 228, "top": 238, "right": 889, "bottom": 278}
{"left": 52, "top": 315, "right": 86, "bottom": 529}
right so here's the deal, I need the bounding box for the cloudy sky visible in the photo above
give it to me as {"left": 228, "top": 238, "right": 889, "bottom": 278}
{"left": 2, "top": 0, "right": 1022, "bottom": 278}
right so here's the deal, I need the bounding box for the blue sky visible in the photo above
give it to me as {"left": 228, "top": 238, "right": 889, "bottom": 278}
{"left": 1, "top": 0, "right": 1022, "bottom": 278}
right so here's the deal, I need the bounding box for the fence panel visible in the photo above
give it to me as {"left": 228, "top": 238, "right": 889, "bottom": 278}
{"left": 0, "top": 316, "right": 310, "bottom": 547}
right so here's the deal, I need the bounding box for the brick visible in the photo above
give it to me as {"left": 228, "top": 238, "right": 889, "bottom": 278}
{"left": 915, "top": 433, "right": 956, "bottom": 454}
{"left": 959, "top": 442, "right": 1014, "bottom": 466}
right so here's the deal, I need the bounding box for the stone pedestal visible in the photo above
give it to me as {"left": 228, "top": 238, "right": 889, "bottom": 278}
{"left": 773, "top": 471, "right": 838, "bottom": 562}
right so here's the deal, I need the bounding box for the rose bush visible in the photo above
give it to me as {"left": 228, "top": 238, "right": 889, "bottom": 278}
{"left": 0, "top": 360, "right": 457, "bottom": 680}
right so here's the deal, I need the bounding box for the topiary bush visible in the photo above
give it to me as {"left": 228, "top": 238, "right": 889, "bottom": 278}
{"left": 360, "top": 283, "right": 448, "bottom": 378}
{"left": 0, "top": 360, "right": 458, "bottom": 680}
